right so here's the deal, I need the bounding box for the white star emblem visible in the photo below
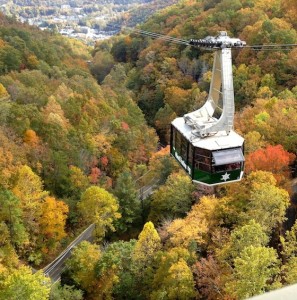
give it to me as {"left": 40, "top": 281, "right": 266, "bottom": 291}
{"left": 221, "top": 172, "right": 230, "bottom": 182}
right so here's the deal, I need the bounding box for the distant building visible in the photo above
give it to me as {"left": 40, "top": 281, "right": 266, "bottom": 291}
{"left": 74, "top": 7, "right": 82, "bottom": 13}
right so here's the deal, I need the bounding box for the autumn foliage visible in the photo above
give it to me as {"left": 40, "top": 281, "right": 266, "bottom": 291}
{"left": 1, "top": 0, "right": 297, "bottom": 298}
{"left": 245, "top": 144, "right": 295, "bottom": 182}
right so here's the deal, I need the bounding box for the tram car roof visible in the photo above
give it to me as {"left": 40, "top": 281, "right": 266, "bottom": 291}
{"left": 172, "top": 116, "right": 244, "bottom": 150}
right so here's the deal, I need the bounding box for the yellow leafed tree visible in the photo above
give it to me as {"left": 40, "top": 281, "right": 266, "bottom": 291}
{"left": 167, "top": 195, "right": 220, "bottom": 248}
{"left": 133, "top": 221, "right": 161, "bottom": 267}
{"left": 39, "top": 196, "right": 68, "bottom": 241}
{"left": 66, "top": 241, "right": 101, "bottom": 294}
{"left": 12, "top": 165, "right": 48, "bottom": 230}
{"left": 77, "top": 186, "right": 121, "bottom": 240}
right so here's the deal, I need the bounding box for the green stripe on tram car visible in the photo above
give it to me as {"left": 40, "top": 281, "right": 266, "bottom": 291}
{"left": 171, "top": 145, "right": 243, "bottom": 186}
{"left": 193, "top": 168, "right": 242, "bottom": 185}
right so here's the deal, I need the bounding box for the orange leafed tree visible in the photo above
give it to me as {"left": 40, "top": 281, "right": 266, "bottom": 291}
{"left": 39, "top": 196, "right": 68, "bottom": 241}
{"left": 282, "top": 0, "right": 297, "bottom": 25}
{"left": 151, "top": 145, "right": 170, "bottom": 159}
{"left": 121, "top": 121, "right": 129, "bottom": 131}
{"left": 245, "top": 144, "right": 295, "bottom": 182}
{"left": 164, "top": 86, "right": 192, "bottom": 116}
{"left": 194, "top": 255, "right": 228, "bottom": 300}
{"left": 23, "top": 129, "right": 39, "bottom": 146}
{"left": 100, "top": 156, "right": 109, "bottom": 168}
{"left": 89, "top": 167, "right": 101, "bottom": 184}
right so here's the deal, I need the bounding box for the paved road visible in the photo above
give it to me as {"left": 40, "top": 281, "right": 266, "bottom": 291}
{"left": 139, "top": 183, "right": 158, "bottom": 199}
{"left": 43, "top": 179, "right": 160, "bottom": 283}
{"left": 43, "top": 223, "right": 95, "bottom": 282}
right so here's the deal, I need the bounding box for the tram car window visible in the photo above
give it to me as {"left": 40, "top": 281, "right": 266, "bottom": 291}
{"left": 170, "top": 122, "right": 244, "bottom": 186}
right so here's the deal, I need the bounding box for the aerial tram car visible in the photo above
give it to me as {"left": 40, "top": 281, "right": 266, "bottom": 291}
{"left": 125, "top": 28, "right": 296, "bottom": 185}
{"left": 170, "top": 31, "right": 245, "bottom": 186}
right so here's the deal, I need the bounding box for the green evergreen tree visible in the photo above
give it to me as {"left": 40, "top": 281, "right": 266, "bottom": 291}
{"left": 113, "top": 171, "right": 141, "bottom": 233}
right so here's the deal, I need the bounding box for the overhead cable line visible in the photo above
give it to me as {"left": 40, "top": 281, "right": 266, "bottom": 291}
{"left": 123, "top": 27, "right": 190, "bottom": 45}
{"left": 244, "top": 43, "right": 297, "bottom": 51}
{"left": 107, "top": 24, "right": 297, "bottom": 51}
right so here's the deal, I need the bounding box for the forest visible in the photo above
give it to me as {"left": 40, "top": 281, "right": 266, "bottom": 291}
{"left": 0, "top": 0, "right": 297, "bottom": 299}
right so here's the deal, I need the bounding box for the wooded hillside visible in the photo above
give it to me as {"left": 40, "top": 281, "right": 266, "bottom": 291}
{"left": 0, "top": 0, "right": 297, "bottom": 298}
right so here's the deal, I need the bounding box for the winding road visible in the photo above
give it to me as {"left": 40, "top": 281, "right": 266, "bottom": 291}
{"left": 43, "top": 223, "right": 95, "bottom": 282}
{"left": 43, "top": 179, "right": 158, "bottom": 283}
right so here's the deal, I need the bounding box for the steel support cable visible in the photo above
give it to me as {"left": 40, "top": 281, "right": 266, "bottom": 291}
{"left": 130, "top": 28, "right": 189, "bottom": 43}
{"left": 106, "top": 24, "right": 297, "bottom": 50}
{"left": 127, "top": 30, "right": 297, "bottom": 50}
{"left": 106, "top": 24, "right": 190, "bottom": 45}
{"left": 242, "top": 44, "right": 297, "bottom": 51}
{"left": 244, "top": 43, "right": 297, "bottom": 48}
{"left": 247, "top": 48, "right": 297, "bottom": 51}
{"left": 123, "top": 27, "right": 190, "bottom": 45}
{"left": 122, "top": 27, "right": 297, "bottom": 49}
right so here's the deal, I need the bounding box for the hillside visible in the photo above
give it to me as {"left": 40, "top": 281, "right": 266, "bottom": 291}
{"left": 0, "top": 11, "right": 159, "bottom": 299}
{"left": 94, "top": 0, "right": 297, "bottom": 145}
{"left": 84, "top": 0, "right": 297, "bottom": 298}
{"left": 1, "top": 0, "right": 297, "bottom": 299}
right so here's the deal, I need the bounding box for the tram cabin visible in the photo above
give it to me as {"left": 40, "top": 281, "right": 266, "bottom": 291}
{"left": 170, "top": 117, "right": 244, "bottom": 186}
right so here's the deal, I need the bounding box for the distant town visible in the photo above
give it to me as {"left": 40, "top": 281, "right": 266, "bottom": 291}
{"left": 0, "top": 0, "right": 177, "bottom": 44}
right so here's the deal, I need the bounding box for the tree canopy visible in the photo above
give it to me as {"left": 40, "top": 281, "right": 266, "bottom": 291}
{"left": 0, "top": 0, "right": 297, "bottom": 298}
